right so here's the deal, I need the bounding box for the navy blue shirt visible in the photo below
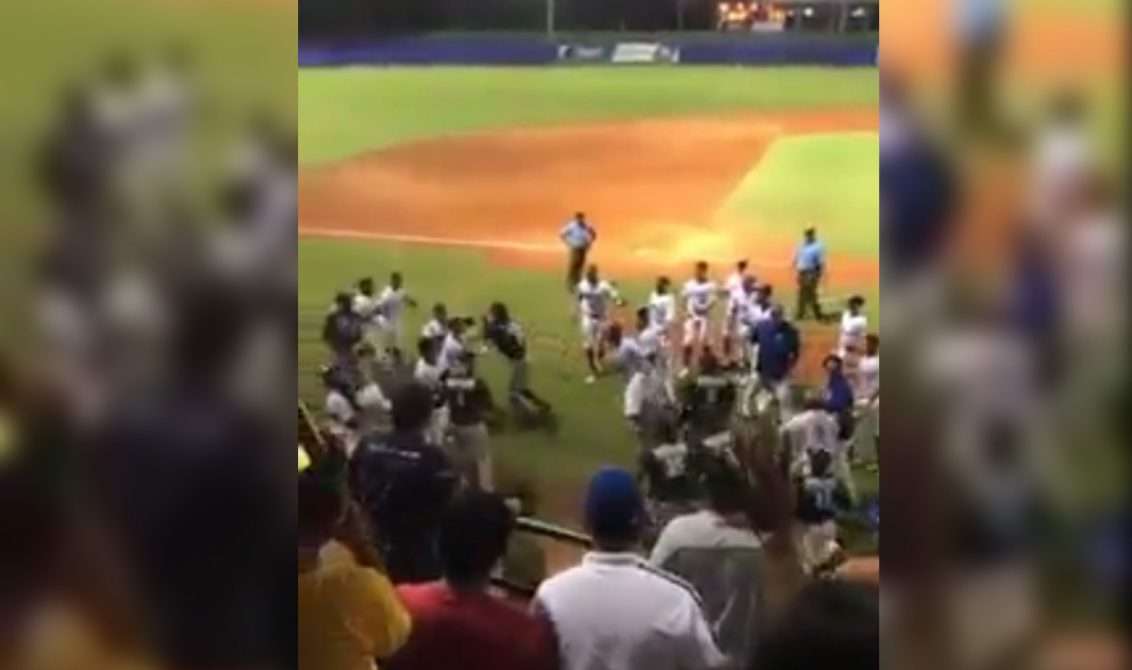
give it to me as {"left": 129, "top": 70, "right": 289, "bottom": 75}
{"left": 754, "top": 319, "right": 800, "bottom": 381}
{"left": 824, "top": 370, "right": 855, "bottom": 414}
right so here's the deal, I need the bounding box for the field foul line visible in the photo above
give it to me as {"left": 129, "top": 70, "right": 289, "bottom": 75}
{"left": 300, "top": 226, "right": 560, "bottom": 254}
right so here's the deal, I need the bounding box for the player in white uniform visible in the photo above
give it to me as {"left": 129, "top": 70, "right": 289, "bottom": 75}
{"left": 576, "top": 265, "right": 623, "bottom": 383}
{"left": 376, "top": 271, "right": 416, "bottom": 352}
{"left": 720, "top": 260, "right": 750, "bottom": 362}
{"left": 351, "top": 277, "right": 386, "bottom": 349}
{"left": 680, "top": 261, "right": 720, "bottom": 372}
{"left": 838, "top": 295, "right": 868, "bottom": 358}
{"left": 854, "top": 334, "right": 880, "bottom": 466}
{"left": 420, "top": 302, "right": 449, "bottom": 344}
{"left": 439, "top": 319, "right": 470, "bottom": 374}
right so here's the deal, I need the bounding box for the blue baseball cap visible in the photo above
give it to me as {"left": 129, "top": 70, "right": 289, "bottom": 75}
{"left": 584, "top": 467, "right": 643, "bottom": 539}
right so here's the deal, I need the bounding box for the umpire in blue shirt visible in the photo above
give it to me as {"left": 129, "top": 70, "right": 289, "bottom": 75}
{"left": 794, "top": 227, "right": 826, "bottom": 321}
{"left": 560, "top": 211, "right": 596, "bottom": 292}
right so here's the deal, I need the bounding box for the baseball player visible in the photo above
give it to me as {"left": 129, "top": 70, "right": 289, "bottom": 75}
{"left": 421, "top": 302, "right": 449, "bottom": 346}
{"left": 721, "top": 260, "right": 751, "bottom": 362}
{"left": 352, "top": 277, "right": 386, "bottom": 349}
{"left": 576, "top": 264, "right": 623, "bottom": 383}
{"left": 439, "top": 317, "right": 470, "bottom": 373}
{"left": 482, "top": 301, "right": 553, "bottom": 420}
{"left": 442, "top": 354, "right": 496, "bottom": 491}
{"left": 646, "top": 276, "right": 676, "bottom": 369}
{"left": 560, "top": 211, "right": 597, "bottom": 292}
{"left": 414, "top": 336, "right": 449, "bottom": 447}
{"left": 376, "top": 271, "right": 417, "bottom": 352}
{"left": 680, "top": 261, "right": 721, "bottom": 373}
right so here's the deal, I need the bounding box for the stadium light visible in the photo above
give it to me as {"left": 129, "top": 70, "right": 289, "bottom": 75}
{"left": 719, "top": 2, "right": 729, "bottom": 12}
{"left": 851, "top": 6, "right": 867, "bottom": 18}
{"left": 803, "top": 6, "right": 815, "bottom": 17}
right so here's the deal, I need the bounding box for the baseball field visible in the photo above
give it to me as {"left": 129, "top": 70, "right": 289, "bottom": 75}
{"left": 298, "top": 65, "right": 881, "bottom": 528}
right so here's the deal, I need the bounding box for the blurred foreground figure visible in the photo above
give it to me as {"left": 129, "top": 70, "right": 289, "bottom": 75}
{"left": 881, "top": 0, "right": 1127, "bottom": 660}
{"left": 9, "top": 38, "right": 297, "bottom": 669}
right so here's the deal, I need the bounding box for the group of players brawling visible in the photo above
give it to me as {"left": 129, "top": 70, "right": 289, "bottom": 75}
{"left": 563, "top": 214, "right": 879, "bottom": 572}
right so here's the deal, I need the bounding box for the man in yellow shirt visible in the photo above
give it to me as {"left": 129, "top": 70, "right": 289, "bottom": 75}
{"left": 299, "top": 461, "right": 411, "bottom": 670}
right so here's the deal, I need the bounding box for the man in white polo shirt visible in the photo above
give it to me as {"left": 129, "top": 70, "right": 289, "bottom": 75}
{"left": 532, "top": 467, "right": 729, "bottom": 670}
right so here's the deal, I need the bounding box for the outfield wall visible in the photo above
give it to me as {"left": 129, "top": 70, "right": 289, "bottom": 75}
{"left": 299, "top": 33, "right": 878, "bottom": 67}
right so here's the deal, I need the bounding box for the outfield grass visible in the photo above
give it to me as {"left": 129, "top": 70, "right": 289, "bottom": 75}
{"left": 298, "top": 66, "right": 879, "bottom": 164}
{"left": 718, "top": 132, "right": 880, "bottom": 258}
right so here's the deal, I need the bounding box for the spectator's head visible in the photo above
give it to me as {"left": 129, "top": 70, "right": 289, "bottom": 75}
{"left": 703, "top": 460, "right": 749, "bottom": 515}
{"left": 489, "top": 301, "right": 509, "bottom": 323}
{"left": 439, "top": 492, "right": 515, "bottom": 589}
{"left": 694, "top": 261, "right": 709, "bottom": 281}
{"left": 736, "top": 259, "right": 749, "bottom": 273}
{"left": 758, "top": 283, "right": 774, "bottom": 301}
{"left": 743, "top": 275, "right": 758, "bottom": 294}
{"left": 575, "top": 211, "right": 586, "bottom": 223}
{"left": 417, "top": 337, "right": 437, "bottom": 364}
{"left": 433, "top": 302, "right": 448, "bottom": 322}
{"left": 334, "top": 291, "right": 352, "bottom": 312}
{"left": 635, "top": 307, "right": 649, "bottom": 331}
{"left": 823, "top": 354, "right": 843, "bottom": 374}
{"left": 656, "top": 275, "right": 671, "bottom": 294}
{"left": 804, "top": 227, "right": 817, "bottom": 243}
{"left": 865, "top": 334, "right": 879, "bottom": 356}
{"left": 585, "top": 264, "right": 599, "bottom": 283}
{"left": 583, "top": 467, "right": 644, "bottom": 550}
{"left": 390, "top": 381, "right": 435, "bottom": 433}
{"left": 390, "top": 272, "right": 403, "bottom": 290}
{"left": 750, "top": 580, "right": 879, "bottom": 670}
{"left": 848, "top": 295, "right": 865, "bottom": 314}
{"left": 770, "top": 303, "right": 784, "bottom": 322}
{"left": 358, "top": 277, "right": 374, "bottom": 296}
{"left": 298, "top": 469, "right": 345, "bottom": 550}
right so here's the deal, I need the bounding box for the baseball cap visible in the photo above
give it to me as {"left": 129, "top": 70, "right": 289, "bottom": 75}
{"left": 584, "top": 467, "right": 643, "bottom": 539}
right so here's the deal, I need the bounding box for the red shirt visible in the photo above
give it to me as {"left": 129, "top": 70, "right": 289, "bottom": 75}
{"left": 390, "top": 581, "right": 555, "bottom": 670}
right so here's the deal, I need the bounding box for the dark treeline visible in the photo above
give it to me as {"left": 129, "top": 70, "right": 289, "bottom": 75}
{"left": 300, "top": 0, "right": 720, "bottom": 37}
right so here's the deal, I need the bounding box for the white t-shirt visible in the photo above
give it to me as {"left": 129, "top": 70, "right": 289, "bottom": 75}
{"left": 617, "top": 336, "right": 648, "bottom": 376}
{"left": 781, "top": 409, "right": 841, "bottom": 465}
{"left": 439, "top": 333, "right": 466, "bottom": 372}
{"left": 414, "top": 358, "right": 444, "bottom": 389}
{"left": 648, "top": 291, "right": 676, "bottom": 329}
{"left": 839, "top": 311, "right": 869, "bottom": 353}
{"left": 682, "top": 279, "right": 718, "bottom": 317}
{"left": 577, "top": 279, "right": 619, "bottom": 319}
{"left": 352, "top": 292, "right": 382, "bottom": 322}
{"left": 725, "top": 272, "right": 747, "bottom": 314}
{"left": 534, "top": 552, "right": 728, "bottom": 670}
{"left": 355, "top": 382, "right": 391, "bottom": 412}
{"left": 638, "top": 324, "right": 664, "bottom": 357}
{"left": 324, "top": 389, "right": 354, "bottom": 425}
{"left": 744, "top": 299, "right": 772, "bottom": 328}
{"left": 379, "top": 286, "right": 410, "bottom": 321}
